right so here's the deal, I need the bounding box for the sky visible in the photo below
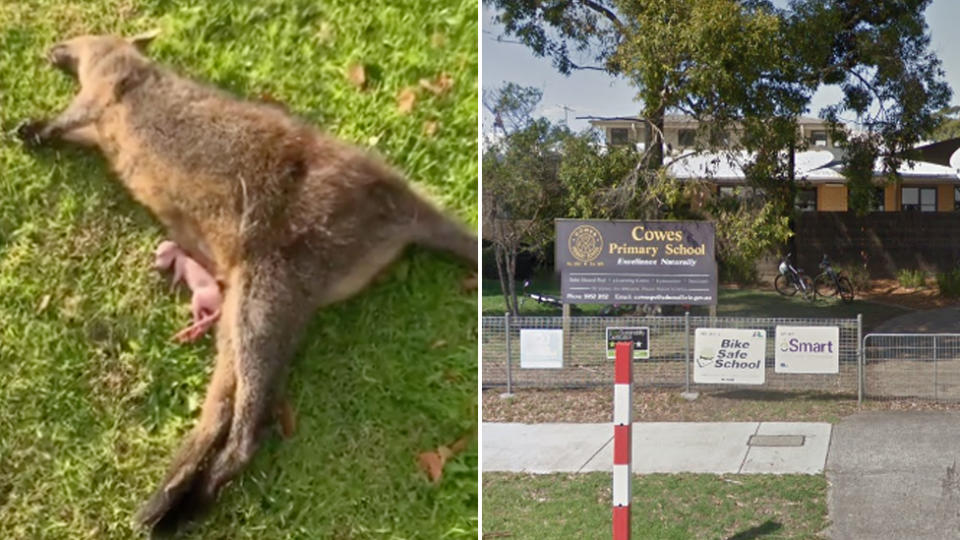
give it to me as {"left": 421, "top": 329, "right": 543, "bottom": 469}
{"left": 482, "top": 0, "right": 960, "bottom": 134}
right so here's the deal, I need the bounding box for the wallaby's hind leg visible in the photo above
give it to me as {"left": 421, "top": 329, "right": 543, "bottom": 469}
{"left": 143, "top": 258, "right": 312, "bottom": 527}
{"left": 134, "top": 282, "right": 241, "bottom": 529}
{"left": 200, "top": 261, "right": 311, "bottom": 499}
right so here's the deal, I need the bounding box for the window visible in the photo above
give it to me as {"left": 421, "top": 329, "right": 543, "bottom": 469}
{"left": 678, "top": 129, "right": 697, "bottom": 147}
{"left": 954, "top": 187, "right": 960, "bottom": 211}
{"left": 871, "top": 187, "right": 885, "bottom": 212}
{"left": 810, "top": 130, "right": 828, "bottom": 147}
{"left": 718, "top": 185, "right": 766, "bottom": 201}
{"left": 902, "top": 187, "right": 937, "bottom": 212}
{"left": 795, "top": 188, "right": 817, "bottom": 212}
{"left": 610, "top": 128, "right": 629, "bottom": 146}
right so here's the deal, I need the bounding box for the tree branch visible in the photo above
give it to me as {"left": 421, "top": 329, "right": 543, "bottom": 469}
{"left": 578, "top": 0, "right": 623, "bottom": 33}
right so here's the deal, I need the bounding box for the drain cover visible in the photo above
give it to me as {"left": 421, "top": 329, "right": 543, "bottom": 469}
{"left": 748, "top": 435, "right": 805, "bottom": 447}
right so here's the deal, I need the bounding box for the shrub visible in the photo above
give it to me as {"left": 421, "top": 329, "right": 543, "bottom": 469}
{"left": 719, "top": 258, "right": 759, "bottom": 285}
{"left": 937, "top": 269, "right": 960, "bottom": 298}
{"left": 897, "top": 268, "right": 926, "bottom": 289}
{"left": 837, "top": 264, "right": 870, "bottom": 291}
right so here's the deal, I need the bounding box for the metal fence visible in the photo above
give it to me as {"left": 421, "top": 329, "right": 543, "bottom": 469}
{"left": 482, "top": 314, "right": 862, "bottom": 396}
{"left": 863, "top": 333, "right": 960, "bottom": 401}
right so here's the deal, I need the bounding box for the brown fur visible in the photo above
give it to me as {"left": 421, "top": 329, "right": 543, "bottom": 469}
{"left": 18, "top": 32, "right": 476, "bottom": 531}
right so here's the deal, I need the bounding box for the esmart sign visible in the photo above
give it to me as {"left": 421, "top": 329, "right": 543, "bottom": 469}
{"left": 694, "top": 328, "right": 766, "bottom": 385}
{"left": 775, "top": 326, "right": 839, "bottom": 374}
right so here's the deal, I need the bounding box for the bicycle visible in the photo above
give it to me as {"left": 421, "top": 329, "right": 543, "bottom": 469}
{"left": 774, "top": 253, "right": 815, "bottom": 301}
{"left": 520, "top": 280, "right": 582, "bottom": 313}
{"left": 813, "top": 254, "right": 855, "bottom": 303}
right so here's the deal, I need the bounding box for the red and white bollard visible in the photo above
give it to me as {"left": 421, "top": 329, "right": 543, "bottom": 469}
{"left": 613, "top": 341, "right": 632, "bottom": 540}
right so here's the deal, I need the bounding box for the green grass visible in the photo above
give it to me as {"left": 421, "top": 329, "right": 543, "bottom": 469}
{"left": 0, "top": 1, "right": 477, "bottom": 538}
{"left": 483, "top": 275, "right": 910, "bottom": 330}
{"left": 483, "top": 473, "right": 828, "bottom": 539}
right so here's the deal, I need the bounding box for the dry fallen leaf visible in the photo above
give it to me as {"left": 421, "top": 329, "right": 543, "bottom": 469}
{"left": 37, "top": 294, "right": 51, "bottom": 314}
{"left": 431, "top": 339, "right": 448, "bottom": 349}
{"left": 423, "top": 120, "right": 438, "bottom": 137}
{"left": 417, "top": 432, "right": 473, "bottom": 483}
{"left": 397, "top": 87, "right": 418, "bottom": 114}
{"left": 419, "top": 73, "right": 453, "bottom": 96}
{"left": 275, "top": 398, "right": 296, "bottom": 439}
{"left": 346, "top": 63, "right": 366, "bottom": 89}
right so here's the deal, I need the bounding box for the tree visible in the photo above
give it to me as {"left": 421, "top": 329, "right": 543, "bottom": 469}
{"left": 555, "top": 130, "right": 638, "bottom": 219}
{"left": 483, "top": 84, "right": 567, "bottom": 314}
{"left": 801, "top": 1, "right": 951, "bottom": 182}
{"left": 482, "top": 82, "right": 544, "bottom": 135}
{"left": 487, "top": 0, "right": 950, "bottom": 277}
{"left": 488, "top": 0, "right": 814, "bottom": 168}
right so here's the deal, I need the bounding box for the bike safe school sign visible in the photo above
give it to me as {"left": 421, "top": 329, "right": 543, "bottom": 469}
{"left": 555, "top": 220, "right": 717, "bottom": 305}
{"left": 694, "top": 328, "right": 766, "bottom": 385}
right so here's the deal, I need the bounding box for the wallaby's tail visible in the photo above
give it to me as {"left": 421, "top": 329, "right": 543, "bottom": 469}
{"left": 412, "top": 200, "right": 478, "bottom": 267}
{"left": 136, "top": 261, "right": 310, "bottom": 533}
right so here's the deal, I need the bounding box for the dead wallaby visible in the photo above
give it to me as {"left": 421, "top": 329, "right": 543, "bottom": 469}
{"left": 17, "top": 32, "right": 477, "bottom": 532}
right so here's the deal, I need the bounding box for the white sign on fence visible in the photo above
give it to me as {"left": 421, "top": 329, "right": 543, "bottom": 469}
{"left": 775, "top": 326, "right": 840, "bottom": 374}
{"left": 520, "top": 329, "right": 564, "bottom": 369}
{"left": 694, "top": 328, "right": 766, "bottom": 385}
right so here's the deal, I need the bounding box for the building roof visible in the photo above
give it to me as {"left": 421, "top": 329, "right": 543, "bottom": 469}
{"left": 580, "top": 113, "right": 827, "bottom": 126}
{"left": 667, "top": 149, "right": 960, "bottom": 183}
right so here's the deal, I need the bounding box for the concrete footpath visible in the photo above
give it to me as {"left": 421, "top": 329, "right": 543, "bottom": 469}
{"left": 482, "top": 421, "right": 832, "bottom": 474}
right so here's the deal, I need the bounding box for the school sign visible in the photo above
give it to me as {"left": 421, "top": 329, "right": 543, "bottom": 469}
{"left": 555, "top": 219, "right": 717, "bottom": 305}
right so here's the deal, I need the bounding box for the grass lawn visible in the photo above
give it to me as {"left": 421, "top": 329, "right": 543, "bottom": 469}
{"left": 483, "top": 472, "right": 828, "bottom": 539}
{"left": 483, "top": 277, "right": 910, "bottom": 331}
{"left": 0, "top": 1, "right": 477, "bottom": 539}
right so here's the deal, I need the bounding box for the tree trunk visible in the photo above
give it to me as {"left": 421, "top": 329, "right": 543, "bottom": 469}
{"left": 650, "top": 106, "right": 665, "bottom": 170}
{"left": 507, "top": 248, "right": 519, "bottom": 316}
{"left": 493, "top": 241, "right": 516, "bottom": 315}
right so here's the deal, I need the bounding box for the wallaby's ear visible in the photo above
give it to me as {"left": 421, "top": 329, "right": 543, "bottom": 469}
{"left": 128, "top": 29, "right": 160, "bottom": 51}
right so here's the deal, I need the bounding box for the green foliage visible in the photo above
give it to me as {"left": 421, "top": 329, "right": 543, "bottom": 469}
{"left": 0, "top": 1, "right": 477, "bottom": 538}
{"left": 837, "top": 263, "right": 871, "bottom": 292}
{"left": 707, "top": 193, "right": 793, "bottom": 285}
{"left": 937, "top": 269, "right": 960, "bottom": 298}
{"left": 811, "top": 0, "right": 952, "bottom": 163}
{"left": 897, "top": 268, "right": 927, "bottom": 289}
{"left": 931, "top": 106, "right": 960, "bottom": 141}
{"left": 707, "top": 193, "right": 792, "bottom": 284}
{"left": 556, "top": 130, "right": 639, "bottom": 219}
{"left": 482, "top": 82, "right": 543, "bottom": 134}
{"left": 483, "top": 84, "right": 569, "bottom": 313}
{"left": 842, "top": 134, "right": 883, "bottom": 216}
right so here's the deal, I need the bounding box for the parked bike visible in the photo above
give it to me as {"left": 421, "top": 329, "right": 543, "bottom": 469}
{"left": 814, "top": 254, "right": 855, "bottom": 303}
{"left": 520, "top": 280, "right": 582, "bottom": 313}
{"left": 774, "top": 253, "right": 815, "bottom": 301}
{"left": 520, "top": 281, "right": 656, "bottom": 315}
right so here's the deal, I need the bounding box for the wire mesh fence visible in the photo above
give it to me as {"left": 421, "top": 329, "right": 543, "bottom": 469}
{"left": 863, "top": 333, "right": 960, "bottom": 401}
{"left": 482, "top": 314, "right": 862, "bottom": 395}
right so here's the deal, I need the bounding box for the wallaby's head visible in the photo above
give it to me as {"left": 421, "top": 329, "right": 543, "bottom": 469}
{"left": 46, "top": 30, "right": 158, "bottom": 86}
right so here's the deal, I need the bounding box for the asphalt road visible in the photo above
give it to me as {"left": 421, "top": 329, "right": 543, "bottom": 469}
{"left": 826, "top": 411, "right": 960, "bottom": 539}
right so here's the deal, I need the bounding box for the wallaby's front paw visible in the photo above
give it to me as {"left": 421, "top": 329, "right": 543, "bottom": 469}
{"left": 15, "top": 119, "right": 50, "bottom": 147}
